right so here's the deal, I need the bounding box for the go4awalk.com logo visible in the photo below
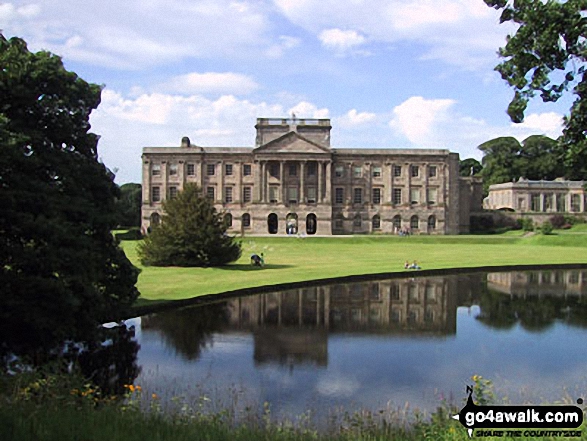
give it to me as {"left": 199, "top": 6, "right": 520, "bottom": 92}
{"left": 452, "top": 386, "right": 584, "bottom": 438}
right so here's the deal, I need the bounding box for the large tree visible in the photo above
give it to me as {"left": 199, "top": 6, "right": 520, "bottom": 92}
{"left": 115, "top": 183, "right": 142, "bottom": 227}
{"left": 138, "top": 184, "right": 241, "bottom": 267}
{"left": 484, "top": 0, "right": 587, "bottom": 179}
{"left": 0, "top": 34, "right": 139, "bottom": 359}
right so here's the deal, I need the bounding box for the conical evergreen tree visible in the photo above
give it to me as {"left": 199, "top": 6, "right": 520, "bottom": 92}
{"left": 138, "top": 184, "right": 241, "bottom": 266}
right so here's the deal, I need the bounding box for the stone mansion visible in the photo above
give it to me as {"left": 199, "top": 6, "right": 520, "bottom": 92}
{"left": 141, "top": 118, "right": 483, "bottom": 235}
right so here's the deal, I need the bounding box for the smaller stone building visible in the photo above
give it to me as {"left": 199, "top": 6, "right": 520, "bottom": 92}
{"left": 484, "top": 178, "right": 587, "bottom": 215}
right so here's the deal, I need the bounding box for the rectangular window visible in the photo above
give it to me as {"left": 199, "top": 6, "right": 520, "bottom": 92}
{"left": 269, "top": 163, "right": 279, "bottom": 178}
{"left": 335, "top": 165, "right": 344, "bottom": 178}
{"left": 571, "top": 194, "right": 581, "bottom": 212}
{"left": 372, "top": 166, "right": 382, "bottom": 178}
{"left": 243, "top": 186, "right": 252, "bottom": 203}
{"left": 186, "top": 163, "right": 195, "bottom": 176}
{"left": 152, "top": 186, "right": 160, "bottom": 202}
{"left": 335, "top": 216, "right": 344, "bottom": 229}
{"left": 353, "top": 166, "right": 362, "bottom": 178}
{"left": 289, "top": 164, "right": 297, "bottom": 176}
{"left": 152, "top": 164, "right": 161, "bottom": 176}
{"left": 427, "top": 188, "right": 437, "bottom": 204}
{"left": 206, "top": 187, "right": 215, "bottom": 200}
{"left": 556, "top": 194, "right": 565, "bottom": 212}
{"left": 411, "top": 165, "right": 419, "bottom": 177}
{"left": 372, "top": 188, "right": 381, "bottom": 204}
{"left": 335, "top": 187, "right": 344, "bottom": 204}
{"left": 288, "top": 187, "right": 298, "bottom": 204}
{"left": 531, "top": 194, "right": 541, "bottom": 211}
{"left": 307, "top": 187, "right": 317, "bottom": 203}
{"left": 207, "top": 164, "right": 215, "bottom": 176}
{"left": 243, "top": 164, "right": 252, "bottom": 176}
{"left": 269, "top": 186, "right": 278, "bottom": 203}
{"left": 225, "top": 164, "right": 233, "bottom": 176}
{"left": 307, "top": 162, "right": 317, "bottom": 176}
{"left": 411, "top": 188, "right": 420, "bottom": 204}
{"left": 168, "top": 186, "right": 177, "bottom": 199}
{"left": 354, "top": 188, "right": 362, "bottom": 204}
{"left": 428, "top": 166, "right": 437, "bottom": 178}
{"left": 392, "top": 188, "right": 402, "bottom": 204}
{"left": 393, "top": 165, "right": 402, "bottom": 177}
{"left": 169, "top": 164, "right": 178, "bottom": 176}
{"left": 224, "top": 187, "right": 233, "bottom": 203}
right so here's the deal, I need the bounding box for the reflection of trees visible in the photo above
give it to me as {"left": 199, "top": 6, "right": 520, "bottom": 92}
{"left": 477, "top": 288, "right": 587, "bottom": 332}
{"left": 143, "top": 302, "right": 231, "bottom": 360}
{"left": 76, "top": 324, "right": 141, "bottom": 396}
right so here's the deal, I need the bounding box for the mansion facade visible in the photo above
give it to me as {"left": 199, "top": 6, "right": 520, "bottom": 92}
{"left": 141, "top": 118, "right": 482, "bottom": 235}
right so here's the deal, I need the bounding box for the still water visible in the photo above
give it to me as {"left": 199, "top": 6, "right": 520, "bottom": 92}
{"left": 127, "top": 270, "right": 587, "bottom": 423}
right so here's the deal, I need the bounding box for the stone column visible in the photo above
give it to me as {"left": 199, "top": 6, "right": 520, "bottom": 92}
{"left": 405, "top": 162, "right": 411, "bottom": 207}
{"left": 540, "top": 193, "right": 545, "bottom": 212}
{"left": 318, "top": 161, "right": 323, "bottom": 203}
{"left": 300, "top": 161, "right": 305, "bottom": 204}
{"left": 235, "top": 161, "right": 242, "bottom": 203}
{"left": 366, "top": 162, "right": 372, "bottom": 204}
{"left": 325, "top": 161, "right": 331, "bottom": 203}
{"left": 178, "top": 160, "right": 185, "bottom": 191}
{"left": 384, "top": 162, "right": 392, "bottom": 204}
{"left": 254, "top": 160, "right": 261, "bottom": 202}
{"left": 279, "top": 161, "right": 285, "bottom": 204}
{"left": 142, "top": 159, "right": 151, "bottom": 203}
{"left": 581, "top": 192, "right": 586, "bottom": 212}
{"left": 161, "top": 161, "right": 168, "bottom": 201}
{"left": 218, "top": 160, "right": 224, "bottom": 204}
{"left": 261, "top": 161, "right": 266, "bottom": 203}
{"left": 199, "top": 161, "right": 205, "bottom": 188}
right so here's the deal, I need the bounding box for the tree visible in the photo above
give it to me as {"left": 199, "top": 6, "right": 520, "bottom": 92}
{"left": 478, "top": 136, "right": 522, "bottom": 193}
{"left": 484, "top": 0, "right": 587, "bottom": 179}
{"left": 459, "top": 158, "right": 483, "bottom": 177}
{"left": 138, "top": 184, "right": 241, "bottom": 267}
{"left": 115, "top": 183, "right": 142, "bottom": 227}
{"left": 0, "top": 34, "right": 140, "bottom": 360}
{"left": 478, "top": 134, "right": 564, "bottom": 194}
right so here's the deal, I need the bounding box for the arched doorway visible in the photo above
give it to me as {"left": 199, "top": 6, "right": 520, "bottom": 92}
{"left": 224, "top": 213, "right": 232, "bottom": 228}
{"left": 267, "top": 213, "right": 278, "bottom": 234}
{"left": 306, "top": 213, "right": 317, "bottom": 235}
{"left": 372, "top": 214, "right": 381, "bottom": 231}
{"left": 427, "top": 215, "right": 436, "bottom": 232}
{"left": 392, "top": 215, "right": 401, "bottom": 233}
{"left": 286, "top": 213, "right": 298, "bottom": 234}
{"left": 150, "top": 212, "right": 161, "bottom": 228}
{"left": 410, "top": 215, "right": 419, "bottom": 232}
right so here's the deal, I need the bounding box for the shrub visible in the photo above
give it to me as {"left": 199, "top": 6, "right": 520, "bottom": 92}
{"left": 520, "top": 217, "right": 534, "bottom": 232}
{"left": 549, "top": 215, "right": 566, "bottom": 229}
{"left": 541, "top": 220, "right": 554, "bottom": 235}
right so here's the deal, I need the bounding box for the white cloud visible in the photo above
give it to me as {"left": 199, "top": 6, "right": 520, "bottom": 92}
{"left": 288, "top": 101, "right": 330, "bottom": 118}
{"left": 162, "top": 72, "right": 259, "bottom": 96}
{"left": 511, "top": 112, "right": 563, "bottom": 139}
{"left": 265, "top": 35, "right": 301, "bottom": 58}
{"left": 318, "top": 28, "right": 366, "bottom": 53}
{"left": 1, "top": 0, "right": 272, "bottom": 69}
{"left": 274, "top": 0, "right": 513, "bottom": 70}
{"left": 337, "top": 109, "right": 377, "bottom": 127}
{"left": 389, "top": 96, "right": 456, "bottom": 144}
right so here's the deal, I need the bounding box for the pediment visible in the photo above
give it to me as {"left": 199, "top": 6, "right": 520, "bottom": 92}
{"left": 254, "top": 132, "right": 330, "bottom": 155}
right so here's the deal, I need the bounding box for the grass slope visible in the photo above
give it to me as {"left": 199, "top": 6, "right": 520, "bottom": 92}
{"left": 123, "top": 228, "right": 587, "bottom": 304}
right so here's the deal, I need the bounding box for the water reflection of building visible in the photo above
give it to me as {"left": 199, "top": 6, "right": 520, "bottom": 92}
{"left": 487, "top": 270, "right": 587, "bottom": 297}
{"left": 224, "top": 277, "right": 457, "bottom": 366}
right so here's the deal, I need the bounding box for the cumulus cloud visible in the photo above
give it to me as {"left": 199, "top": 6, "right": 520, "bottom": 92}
{"left": 161, "top": 72, "right": 259, "bottom": 96}
{"left": 511, "top": 112, "right": 563, "bottom": 139}
{"left": 318, "top": 28, "right": 366, "bottom": 53}
{"left": 337, "top": 109, "right": 377, "bottom": 127}
{"left": 274, "top": 0, "right": 513, "bottom": 70}
{"left": 0, "top": 0, "right": 272, "bottom": 69}
{"left": 288, "top": 101, "right": 330, "bottom": 118}
{"left": 389, "top": 96, "right": 456, "bottom": 145}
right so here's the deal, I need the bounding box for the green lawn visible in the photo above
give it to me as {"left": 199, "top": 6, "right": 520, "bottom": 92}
{"left": 122, "top": 227, "right": 587, "bottom": 305}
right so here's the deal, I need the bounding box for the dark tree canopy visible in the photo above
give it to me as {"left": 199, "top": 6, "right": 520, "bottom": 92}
{"left": 478, "top": 134, "right": 564, "bottom": 193}
{"left": 459, "top": 158, "right": 483, "bottom": 177}
{"left": 138, "top": 184, "right": 241, "bottom": 267}
{"left": 0, "top": 34, "right": 139, "bottom": 359}
{"left": 485, "top": 0, "right": 587, "bottom": 179}
{"left": 115, "top": 183, "right": 142, "bottom": 227}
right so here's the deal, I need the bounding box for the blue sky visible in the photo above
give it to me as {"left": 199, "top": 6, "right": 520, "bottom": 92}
{"left": 1, "top": 0, "right": 569, "bottom": 184}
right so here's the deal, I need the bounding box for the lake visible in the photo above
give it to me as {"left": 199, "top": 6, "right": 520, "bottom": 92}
{"left": 125, "top": 269, "right": 587, "bottom": 426}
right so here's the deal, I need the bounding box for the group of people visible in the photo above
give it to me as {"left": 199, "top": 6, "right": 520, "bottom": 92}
{"left": 397, "top": 227, "right": 412, "bottom": 236}
{"left": 250, "top": 253, "right": 265, "bottom": 267}
{"left": 404, "top": 260, "right": 421, "bottom": 270}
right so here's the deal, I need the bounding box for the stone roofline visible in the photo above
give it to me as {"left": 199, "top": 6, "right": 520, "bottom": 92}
{"left": 142, "top": 146, "right": 453, "bottom": 156}
{"left": 489, "top": 179, "right": 586, "bottom": 190}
